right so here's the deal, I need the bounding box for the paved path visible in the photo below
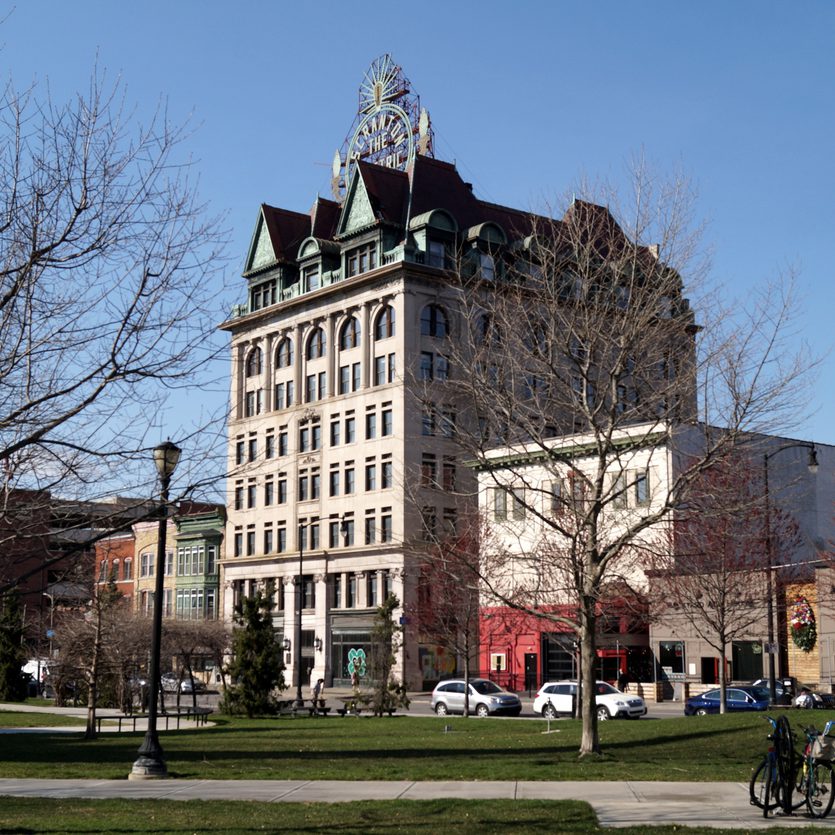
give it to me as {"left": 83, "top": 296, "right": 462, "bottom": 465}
{"left": 0, "top": 778, "right": 829, "bottom": 829}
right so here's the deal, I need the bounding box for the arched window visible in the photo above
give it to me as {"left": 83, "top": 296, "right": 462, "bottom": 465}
{"left": 245, "top": 347, "right": 262, "bottom": 377}
{"left": 276, "top": 338, "right": 294, "bottom": 369}
{"left": 420, "top": 304, "right": 448, "bottom": 338}
{"left": 339, "top": 316, "right": 361, "bottom": 350}
{"left": 306, "top": 326, "right": 326, "bottom": 360}
{"left": 374, "top": 305, "right": 395, "bottom": 340}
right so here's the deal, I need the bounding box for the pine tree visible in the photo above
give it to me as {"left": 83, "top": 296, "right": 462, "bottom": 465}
{"left": 0, "top": 593, "right": 27, "bottom": 701}
{"left": 223, "top": 582, "right": 284, "bottom": 717}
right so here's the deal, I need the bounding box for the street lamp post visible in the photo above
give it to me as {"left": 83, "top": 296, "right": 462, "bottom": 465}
{"left": 130, "top": 440, "right": 181, "bottom": 780}
{"left": 764, "top": 441, "right": 818, "bottom": 706}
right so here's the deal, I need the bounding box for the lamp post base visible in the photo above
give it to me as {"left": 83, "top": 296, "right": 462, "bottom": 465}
{"left": 129, "top": 754, "right": 168, "bottom": 780}
{"left": 129, "top": 730, "right": 167, "bottom": 780}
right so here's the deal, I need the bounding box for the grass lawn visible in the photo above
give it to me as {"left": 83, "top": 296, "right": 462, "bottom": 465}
{"left": 0, "top": 796, "right": 815, "bottom": 834}
{"left": 0, "top": 710, "right": 821, "bottom": 782}
{"left": 0, "top": 711, "right": 86, "bottom": 728}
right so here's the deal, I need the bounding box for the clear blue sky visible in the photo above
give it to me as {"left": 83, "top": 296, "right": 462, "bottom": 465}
{"left": 4, "top": 1, "right": 833, "bottom": 445}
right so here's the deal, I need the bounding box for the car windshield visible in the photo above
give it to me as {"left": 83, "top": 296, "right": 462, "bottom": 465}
{"left": 750, "top": 686, "right": 770, "bottom": 700}
{"left": 471, "top": 680, "right": 502, "bottom": 695}
{"left": 596, "top": 682, "right": 618, "bottom": 695}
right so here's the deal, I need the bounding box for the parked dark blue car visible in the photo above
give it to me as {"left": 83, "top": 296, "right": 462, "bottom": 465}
{"left": 684, "top": 685, "right": 770, "bottom": 715}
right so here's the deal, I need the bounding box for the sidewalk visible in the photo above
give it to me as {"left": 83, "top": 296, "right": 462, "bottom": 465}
{"left": 0, "top": 778, "right": 821, "bottom": 828}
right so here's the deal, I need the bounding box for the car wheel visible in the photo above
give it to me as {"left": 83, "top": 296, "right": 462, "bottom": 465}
{"left": 475, "top": 703, "right": 490, "bottom": 717}
{"left": 543, "top": 704, "right": 558, "bottom": 719}
{"left": 434, "top": 702, "right": 448, "bottom": 716}
{"left": 695, "top": 708, "right": 709, "bottom": 716}
{"left": 596, "top": 705, "right": 611, "bottom": 721}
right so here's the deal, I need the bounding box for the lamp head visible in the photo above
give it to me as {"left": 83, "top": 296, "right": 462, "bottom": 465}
{"left": 154, "top": 440, "right": 181, "bottom": 480}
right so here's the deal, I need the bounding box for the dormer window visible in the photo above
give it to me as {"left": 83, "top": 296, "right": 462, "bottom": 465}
{"left": 346, "top": 242, "right": 377, "bottom": 278}
{"left": 250, "top": 279, "right": 276, "bottom": 312}
{"left": 427, "top": 240, "right": 447, "bottom": 268}
{"left": 304, "top": 264, "right": 320, "bottom": 292}
{"left": 478, "top": 252, "right": 495, "bottom": 281}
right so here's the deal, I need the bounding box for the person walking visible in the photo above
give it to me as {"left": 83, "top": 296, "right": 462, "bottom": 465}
{"left": 617, "top": 668, "right": 629, "bottom": 693}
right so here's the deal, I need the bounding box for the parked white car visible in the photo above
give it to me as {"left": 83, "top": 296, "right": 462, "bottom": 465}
{"left": 533, "top": 680, "right": 646, "bottom": 720}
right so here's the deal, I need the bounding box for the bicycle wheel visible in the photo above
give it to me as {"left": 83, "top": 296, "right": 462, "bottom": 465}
{"left": 752, "top": 757, "right": 782, "bottom": 817}
{"left": 776, "top": 716, "right": 796, "bottom": 814}
{"left": 806, "top": 760, "right": 835, "bottom": 818}
{"left": 790, "top": 752, "right": 807, "bottom": 811}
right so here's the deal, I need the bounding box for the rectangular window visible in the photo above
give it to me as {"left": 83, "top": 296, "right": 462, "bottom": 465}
{"left": 387, "top": 353, "right": 396, "bottom": 383}
{"left": 329, "top": 519, "right": 341, "bottom": 548}
{"left": 442, "top": 457, "right": 455, "bottom": 491}
{"left": 381, "top": 458, "right": 393, "bottom": 489}
{"left": 304, "top": 264, "right": 320, "bottom": 292}
{"left": 330, "top": 419, "right": 340, "bottom": 446}
{"left": 420, "top": 351, "right": 433, "bottom": 381}
{"left": 347, "top": 574, "right": 357, "bottom": 608}
{"left": 365, "top": 514, "right": 376, "bottom": 545}
{"left": 345, "top": 416, "right": 356, "bottom": 443}
{"left": 302, "top": 574, "right": 316, "bottom": 609}
{"left": 286, "top": 381, "right": 294, "bottom": 407}
{"left": 248, "top": 437, "right": 257, "bottom": 461}
{"left": 352, "top": 362, "right": 361, "bottom": 392}
{"left": 548, "top": 480, "right": 563, "bottom": 515}
{"left": 381, "top": 509, "right": 392, "bottom": 543}
{"left": 635, "top": 469, "right": 650, "bottom": 506}
{"left": 343, "top": 517, "right": 355, "bottom": 546}
{"left": 234, "top": 531, "right": 242, "bottom": 558}
{"left": 512, "top": 488, "right": 526, "bottom": 520}
{"left": 312, "top": 423, "right": 322, "bottom": 450}
{"left": 365, "top": 462, "right": 377, "bottom": 491}
{"left": 381, "top": 407, "right": 393, "bottom": 436}
{"left": 278, "top": 429, "right": 288, "bottom": 456}
{"left": 339, "top": 365, "right": 350, "bottom": 395}
{"left": 123, "top": 559, "right": 132, "bottom": 580}
{"left": 277, "top": 526, "right": 287, "bottom": 553}
{"left": 422, "top": 408, "right": 434, "bottom": 436}
{"left": 247, "top": 482, "right": 256, "bottom": 509}
{"left": 367, "top": 573, "right": 379, "bottom": 607}
{"left": 493, "top": 488, "right": 507, "bottom": 521}
{"left": 344, "top": 464, "right": 355, "bottom": 494}
{"left": 265, "top": 433, "right": 275, "bottom": 459}
{"left": 299, "top": 426, "right": 310, "bottom": 452}
{"left": 383, "top": 570, "right": 392, "bottom": 599}
{"left": 374, "top": 356, "right": 386, "bottom": 386}
{"left": 612, "top": 473, "right": 627, "bottom": 509}
{"left": 278, "top": 476, "right": 287, "bottom": 504}
{"left": 246, "top": 528, "right": 256, "bottom": 556}
{"left": 235, "top": 439, "right": 245, "bottom": 465}
{"left": 421, "top": 454, "right": 437, "bottom": 488}
{"left": 329, "top": 469, "right": 340, "bottom": 497}
{"left": 435, "top": 355, "right": 449, "bottom": 381}
{"left": 366, "top": 412, "right": 377, "bottom": 439}
{"left": 234, "top": 482, "right": 243, "bottom": 511}
{"left": 310, "top": 522, "right": 320, "bottom": 550}
{"left": 298, "top": 474, "right": 309, "bottom": 501}
{"left": 311, "top": 472, "right": 321, "bottom": 500}
{"left": 443, "top": 507, "right": 457, "bottom": 536}
{"left": 346, "top": 242, "right": 377, "bottom": 277}
{"left": 264, "top": 527, "right": 273, "bottom": 554}
{"left": 275, "top": 382, "right": 285, "bottom": 410}
{"left": 264, "top": 479, "right": 274, "bottom": 506}
{"left": 332, "top": 573, "right": 342, "bottom": 608}
{"left": 440, "top": 409, "right": 456, "bottom": 438}
{"left": 245, "top": 391, "right": 256, "bottom": 417}
{"left": 318, "top": 371, "right": 327, "bottom": 399}
{"left": 206, "top": 546, "right": 216, "bottom": 575}
{"left": 306, "top": 374, "right": 316, "bottom": 403}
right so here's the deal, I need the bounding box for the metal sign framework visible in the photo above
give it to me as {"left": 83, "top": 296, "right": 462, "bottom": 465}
{"left": 332, "top": 54, "right": 434, "bottom": 201}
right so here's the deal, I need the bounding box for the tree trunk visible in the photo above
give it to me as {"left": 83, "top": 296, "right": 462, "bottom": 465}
{"left": 84, "top": 609, "right": 103, "bottom": 740}
{"left": 579, "top": 596, "right": 600, "bottom": 756}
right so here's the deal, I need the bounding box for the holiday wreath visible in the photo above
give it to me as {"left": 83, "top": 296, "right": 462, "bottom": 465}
{"left": 790, "top": 595, "right": 817, "bottom": 652}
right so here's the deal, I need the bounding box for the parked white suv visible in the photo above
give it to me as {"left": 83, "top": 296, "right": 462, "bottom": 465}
{"left": 533, "top": 680, "right": 646, "bottom": 720}
{"left": 431, "top": 678, "right": 522, "bottom": 717}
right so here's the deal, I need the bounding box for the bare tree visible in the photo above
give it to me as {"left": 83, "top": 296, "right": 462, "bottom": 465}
{"left": 0, "top": 69, "right": 229, "bottom": 595}
{"left": 409, "top": 525, "right": 481, "bottom": 716}
{"left": 163, "top": 617, "right": 229, "bottom": 709}
{"left": 418, "top": 163, "right": 814, "bottom": 755}
{"left": 650, "top": 451, "right": 800, "bottom": 712}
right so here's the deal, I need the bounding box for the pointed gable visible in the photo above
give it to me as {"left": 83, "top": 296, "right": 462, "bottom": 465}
{"left": 337, "top": 162, "right": 409, "bottom": 237}
{"left": 243, "top": 204, "right": 310, "bottom": 276}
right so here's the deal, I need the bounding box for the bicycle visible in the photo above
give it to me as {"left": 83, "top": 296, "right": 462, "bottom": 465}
{"left": 750, "top": 715, "right": 796, "bottom": 817}
{"left": 794, "top": 722, "right": 835, "bottom": 818}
